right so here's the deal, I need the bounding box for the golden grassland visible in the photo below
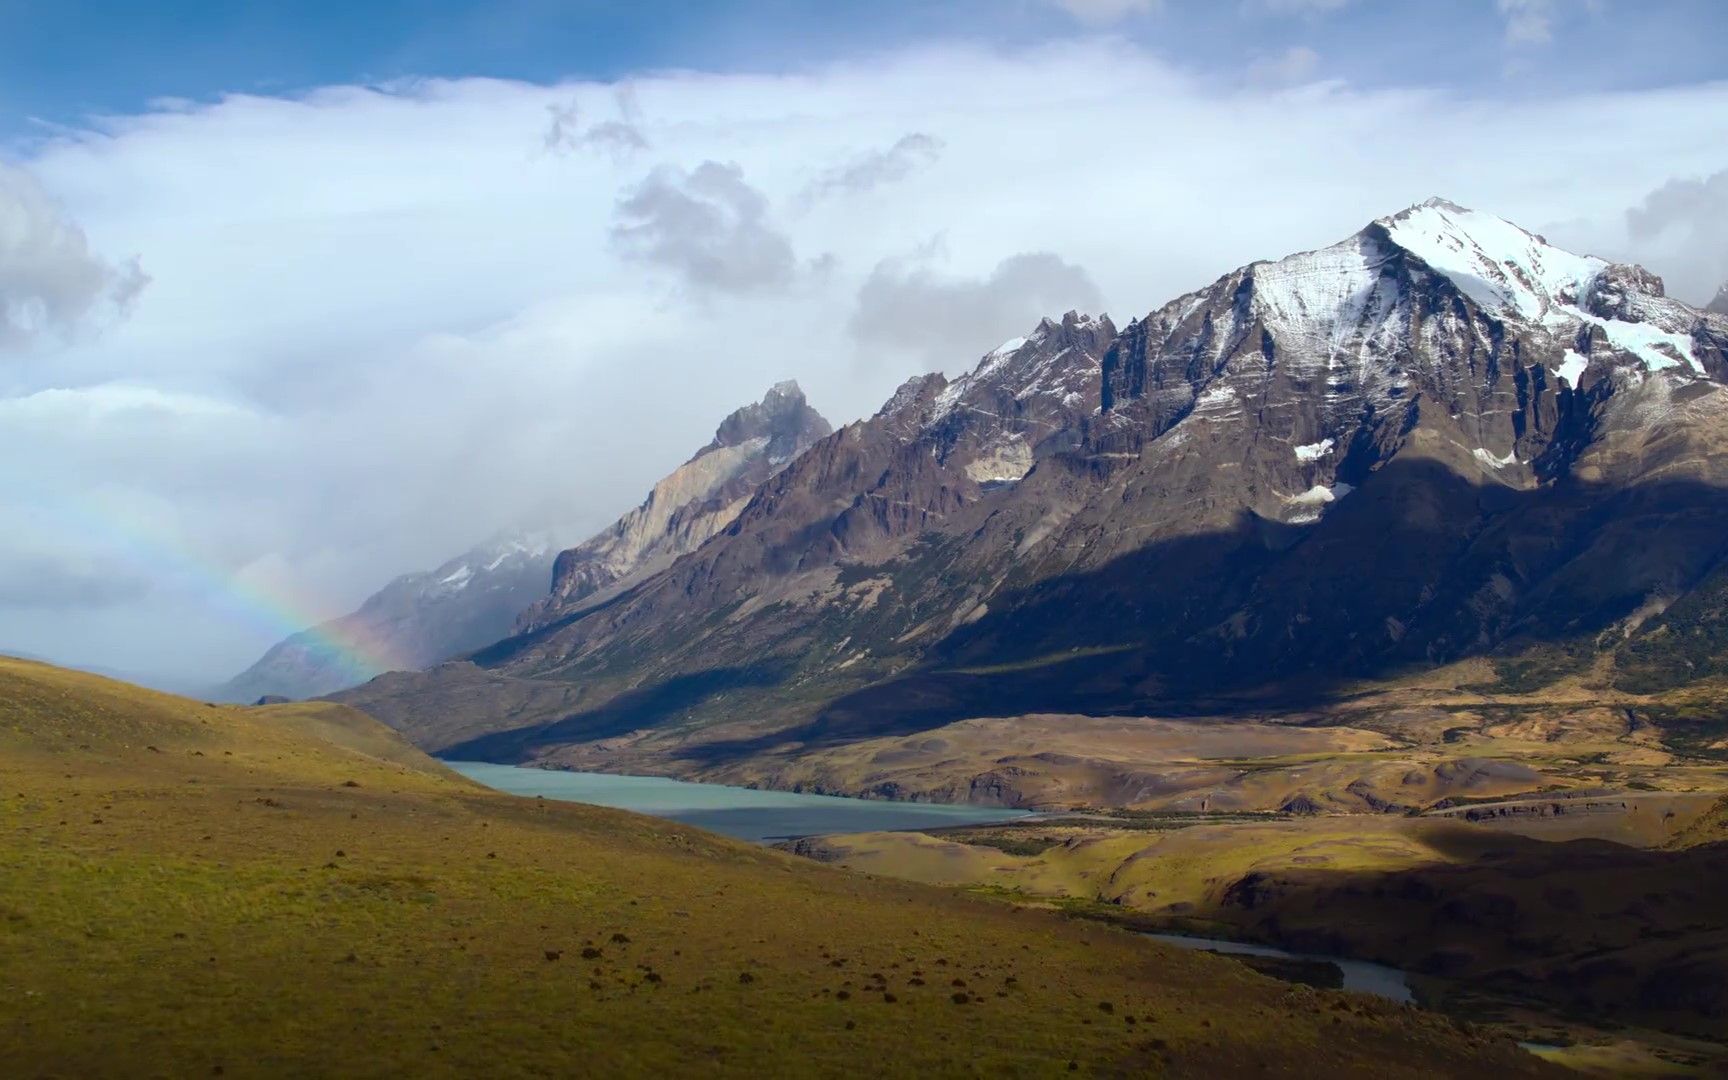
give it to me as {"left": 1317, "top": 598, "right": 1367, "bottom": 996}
{"left": 0, "top": 657, "right": 1554, "bottom": 1078}
{"left": 789, "top": 804, "right": 1728, "bottom": 1074}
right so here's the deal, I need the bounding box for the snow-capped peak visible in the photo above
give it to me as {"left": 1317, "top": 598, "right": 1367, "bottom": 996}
{"left": 1375, "top": 198, "right": 1605, "bottom": 321}
{"left": 420, "top": 531, "right": 559, "bottom": 595}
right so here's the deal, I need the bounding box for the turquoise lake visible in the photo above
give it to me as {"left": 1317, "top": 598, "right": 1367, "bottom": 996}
{"left": 443, "top": 761, "right": 1031, "bottom": 843}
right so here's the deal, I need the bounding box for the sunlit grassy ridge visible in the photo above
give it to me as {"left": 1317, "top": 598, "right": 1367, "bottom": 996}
{"left": 0, "top": 658, "right": 1551, "bottom": 1077}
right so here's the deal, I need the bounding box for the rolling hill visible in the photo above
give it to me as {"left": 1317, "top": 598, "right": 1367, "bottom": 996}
{"left": 0, "top": 657, "right": 1549, "bottom": 1077}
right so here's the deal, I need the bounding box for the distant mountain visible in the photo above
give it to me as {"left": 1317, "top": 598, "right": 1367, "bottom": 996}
{"left": 218, "top": 533, "right": 559, "bottom": 702}
{"left": 337, "top": 200, "right": 1728, "bottom": 780}
{"left": 222, "top": 382, "right": 831, "bottom": 703}
{"left": 1709, "top": 281, "right": 1728, "bottom": 316}
{"left": 517, "top": 380, "right": 833, "bottom": 632}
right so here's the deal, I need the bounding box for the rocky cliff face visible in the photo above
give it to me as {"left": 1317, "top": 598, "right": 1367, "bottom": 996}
{"left": 218, "top": 534, "right": 557, "bottom": 702}
{"left": 516, "top": 380, "right": 832, "bottom": 631}
{"left": 336, "top": 202, "right": 1728, "bottom": 772}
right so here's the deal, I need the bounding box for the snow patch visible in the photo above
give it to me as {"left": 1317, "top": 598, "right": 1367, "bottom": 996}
{"left": 439, "top": 565, "right": 474, "bottom": 589}
{"left": 1193, "top": 384, "right": 1237, "bottom": 413}
{"left": 1380, "top": 199, "right": 1604, "bottom": 321}
{"left": 1590, "top": 316, "right": 1701, "bottom": 375}
{"left": 1472, "top": 447, "right": 1518, "bottom": 469}
{"left": 1284, "top": 482, "right": 1352, "bottom": 524}
{"left": 1248, "top": 238, "right": 1384, "bottom": 367}
{"left": 1553, "top": 350, "right": 1589, "bottom": 388}
{"left": 933, "top": 375, "right": 969, "bottom": 416}
{"left": 1294, "top": 438, "right": 1334, "bottom": 462}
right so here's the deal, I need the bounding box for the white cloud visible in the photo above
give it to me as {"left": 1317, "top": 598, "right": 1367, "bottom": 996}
{"left": 1252, "top": 0, "right": 1356, "bottom": 14}
{"left": 0, "top": 164, "right": 148, "bottom": 353}
{"left": 3, "top": 38, "right": 1725, "bottom": 679}
{"left": 801, "top": 133, "right": 945, "bottom": 205}
{"left": 1496, "top": 0, "right": 1602, "bottom": 46}
{"left": 544, "top": 86, "right": 649, "bottom": 159}
{"left": 1045, "top": 0, "right": 1160, "bottom": 26}
{"left": 1247, "top": 45, "right": 1322, "bottom": 85}
{"left": 1497, "top": 0, "right": 1555, "bottom": 43}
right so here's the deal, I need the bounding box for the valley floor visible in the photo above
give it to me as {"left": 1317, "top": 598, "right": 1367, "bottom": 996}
{"left": 619, "top": 663, "right": 1728, "bottom": 818}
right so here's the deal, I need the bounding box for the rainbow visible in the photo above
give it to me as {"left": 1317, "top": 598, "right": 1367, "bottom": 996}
{"left": 19, "top": 479, "right": 413, "bottom": 686}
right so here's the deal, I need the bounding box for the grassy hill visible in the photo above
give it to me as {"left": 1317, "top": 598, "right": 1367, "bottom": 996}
{"left": 0, "top": 657, "right": 1550, "bottom": 1077}
{"left": 787, "top": 809, "right": 1728, "bottom": 1070}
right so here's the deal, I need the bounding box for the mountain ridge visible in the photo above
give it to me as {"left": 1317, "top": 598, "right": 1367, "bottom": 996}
{"left": 335, "top": 200, "right": 1728, "bottom": 798}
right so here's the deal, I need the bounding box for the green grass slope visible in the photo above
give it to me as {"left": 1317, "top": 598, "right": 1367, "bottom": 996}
{"left": 0, "top": 657, "right": 1552, "bottom": 1078}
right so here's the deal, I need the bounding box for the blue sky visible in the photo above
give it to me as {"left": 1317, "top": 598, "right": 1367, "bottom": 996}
{"left": 2, "top": 0, "right": 1727, "bottom": 683}
{"left": 4, "top": 0, "right": 1724, "bottom": 136}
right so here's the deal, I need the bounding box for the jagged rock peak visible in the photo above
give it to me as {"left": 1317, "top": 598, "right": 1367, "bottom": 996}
{"left": 874, "top": 372, "right": 949, "bottom": 419}
{"left": 705, "top": 379, "right": 833, "bottom": 461}
{"left": 1709, "top": 281, "right": 1728, "bottom": 316}
{"left": 1034, "top": 310, "right": 1116, "bottom": 336}
{"left": 925, "top": 312, "right": 1117, "bottom": 432}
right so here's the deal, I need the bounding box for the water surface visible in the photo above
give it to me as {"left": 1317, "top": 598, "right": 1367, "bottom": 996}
{"left": 445, "top": 760, "right": 1030, "bottom": 843}
{"left": 1144, "top": 932, "right": 1414, "bottom": 1003}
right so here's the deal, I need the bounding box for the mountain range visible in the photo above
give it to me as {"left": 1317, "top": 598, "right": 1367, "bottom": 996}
{"left": 329, "top": 200, "right": 1728, "bottom": 796}
{"left": 220, "top": 382, "right": 832, "bottom": 702}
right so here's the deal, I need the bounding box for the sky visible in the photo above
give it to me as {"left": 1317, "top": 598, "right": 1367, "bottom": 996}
{"left": 2, "top": 0, "right": 1726, "bottom": 687}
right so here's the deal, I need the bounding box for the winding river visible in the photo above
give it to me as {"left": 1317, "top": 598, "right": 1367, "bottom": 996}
{"left": 1144, "top": 932, "right": 1415, "bottom": 1003}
